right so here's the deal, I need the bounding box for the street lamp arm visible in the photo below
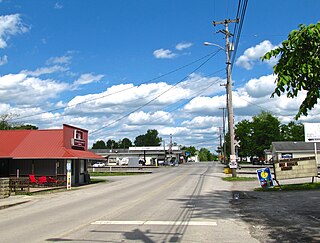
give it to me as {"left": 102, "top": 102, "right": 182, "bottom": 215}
{"left": 203, "top": 42, "right": 225, "bottom": 50}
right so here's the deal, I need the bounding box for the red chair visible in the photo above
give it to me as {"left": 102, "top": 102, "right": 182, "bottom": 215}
{"left": 48, "top": 177, "right": 57, "bottom": 186}
{"left": 29, "top": 174, "right": 37, "bottom": 185}
{"left": 38, "top": 176, "right": 47, "bottom": 186}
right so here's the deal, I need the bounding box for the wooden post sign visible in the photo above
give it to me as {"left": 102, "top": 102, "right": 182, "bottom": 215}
{"left": 274, "top": 156, "right": 318, "bottom": 180}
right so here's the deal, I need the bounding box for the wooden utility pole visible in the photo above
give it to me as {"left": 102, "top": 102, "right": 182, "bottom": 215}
{"left": 214, "top": 18, "right": 239, "bottom": 177}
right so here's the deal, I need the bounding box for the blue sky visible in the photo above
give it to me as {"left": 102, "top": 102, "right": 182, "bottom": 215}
{"left": 1, "top": 0, "right": 320, "bottom": 151}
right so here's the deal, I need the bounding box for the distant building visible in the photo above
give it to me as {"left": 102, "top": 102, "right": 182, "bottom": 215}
{"left": 0, "top": 124, "right": 105, "bottom": 185}
{"left": 270, "top": 141, "right": 320, "bottom": 164}
{"left": 91, "top": 146, "right": 186, "bottom": 165}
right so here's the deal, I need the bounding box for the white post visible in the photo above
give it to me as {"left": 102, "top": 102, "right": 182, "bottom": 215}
{"left": 314, "top": 142, "right": 318, "bottom": 164}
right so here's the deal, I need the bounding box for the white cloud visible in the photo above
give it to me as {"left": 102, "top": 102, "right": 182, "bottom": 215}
{"left": 128, "top": 111, "right": 173, "bottom": 125}
{"left": 0, "top": 73, "right": 69, "bottom": 105}
{"left": 153, "top": 48, "right": 176, "bottom": 59}
{"left": 46, "top": 54, "right": 72, "bottom": 65}
{"left": 242, "top": 74, "right": 276, "bottom": 98}
{"left": 0, "top": 14, "right": 28, "bottom": 49}
{"left": 236, "top": 40, "right": 277, "bottom": 70}
{"left": 21, "top": 65, "right": 69, "bottom": 77}
{"left": 159, "top": 127, "right": 190, "bottom": 136}
{"left": 54, "top": 2, "right": 63, "bottom": 9}
{"left": 182, "top": 116, "right": 221, "bottom": 129}
{"left": 0, "top": 55, "right": 7, "bottom": 65}
{"left": 73, "top": 73, "right": 104, "bottom": 87}
{"left": 176, "top": 42, "right": 193, "bottom": 51}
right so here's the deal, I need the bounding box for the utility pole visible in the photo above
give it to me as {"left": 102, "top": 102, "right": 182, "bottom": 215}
{"left": 214, "top": 18, "right": 239, "bottom": 177}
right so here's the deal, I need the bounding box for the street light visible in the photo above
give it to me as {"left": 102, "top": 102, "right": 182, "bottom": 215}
{"left": 203, "top": 42, "right": 225, "bottom": 50}
{"left": 204, "top": 38, "right": 237, "bottom": 177}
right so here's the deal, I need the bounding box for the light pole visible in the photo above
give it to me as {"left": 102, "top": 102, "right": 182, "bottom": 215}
{"left": 205, "top": 18, "right": 238, "bottom": 177}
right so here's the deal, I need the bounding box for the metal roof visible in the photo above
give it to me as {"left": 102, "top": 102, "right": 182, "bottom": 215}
{"left": 272, "top": 141, "right": 320, "bottom": 152}
{"left": 0, "top": 129, "right": 104, "bottom": 160}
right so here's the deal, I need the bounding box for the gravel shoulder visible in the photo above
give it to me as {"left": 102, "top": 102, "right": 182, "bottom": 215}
{"left": 229, "top": 179, "right": 320, "bottom": 243}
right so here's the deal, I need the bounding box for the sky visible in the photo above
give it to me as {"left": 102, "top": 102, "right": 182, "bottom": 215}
{"left": 1, "top": 0, "right": 320, "bottom": 151}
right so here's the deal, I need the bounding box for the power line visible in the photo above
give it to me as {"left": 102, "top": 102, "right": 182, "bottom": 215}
{"left": 91, "top": 50, "right": 222, "bottom": 135}
{"left": 11, "top": 51, "right": 220, "bottom": 122}
{"left": 231, "top": 0, "right": 249, "bottom": 70}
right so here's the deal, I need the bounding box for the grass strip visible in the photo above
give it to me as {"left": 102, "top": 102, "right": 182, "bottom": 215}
{"left": 223, "top": 177, "right": 257, "bottom": 181}
{"left": 255, "top": 182, "right": 320, "bottom": 191}
{"left": 89, "top": 171, "right": 150, "bottom": 176}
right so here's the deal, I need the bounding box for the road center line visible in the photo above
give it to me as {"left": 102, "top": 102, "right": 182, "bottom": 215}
{"left": 91, "top": 220, "right": 217, "bottom": 226}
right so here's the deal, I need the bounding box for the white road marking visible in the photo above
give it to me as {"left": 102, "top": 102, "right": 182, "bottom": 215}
{"left": 91, "top": 220, "right": 217, "bottom": 226}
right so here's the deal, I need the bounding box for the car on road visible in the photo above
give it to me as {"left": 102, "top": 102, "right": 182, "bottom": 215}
{"left": 92, "top": 162, "right": 105, "bottom": 167}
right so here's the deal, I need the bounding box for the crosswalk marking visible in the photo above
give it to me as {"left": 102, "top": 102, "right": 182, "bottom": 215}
{"left": 91, "top": 220, "right": 217, "bottom": 226}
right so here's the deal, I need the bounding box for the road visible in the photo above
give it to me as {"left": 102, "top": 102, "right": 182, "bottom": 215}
{"left": 0, "top": 162, "right": 258, "bottom": 243}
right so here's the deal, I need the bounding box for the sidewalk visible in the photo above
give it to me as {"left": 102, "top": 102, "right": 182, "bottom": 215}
{"left": 0, "top": 194, "right": 33, "bottom": 210}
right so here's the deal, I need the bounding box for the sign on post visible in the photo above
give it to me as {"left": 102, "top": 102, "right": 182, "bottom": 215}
{"left": 229, "top": 155, "right": 237, "bottom": 169}
{"left": 257, "top": 167, "right": 274, "bottom": 188}
{"left": 67, "top": 160, "right": 72, "bottom": 190}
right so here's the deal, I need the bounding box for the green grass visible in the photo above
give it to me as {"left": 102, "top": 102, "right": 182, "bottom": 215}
{"left": 90, "top": 178, "right": 108, "bottom": 184}
{"left": 89, "top": 171, "right": 151, "bottom": 176}
{"left": 255, "top": 182, "right": 320, "bottom": 191}
{"left": 223, "top": 177, "right": 257, "bottom": 181}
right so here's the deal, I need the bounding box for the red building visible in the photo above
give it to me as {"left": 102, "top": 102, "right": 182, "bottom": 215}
{"left": 0, "top": 124, "right": 104, "bottom": 185}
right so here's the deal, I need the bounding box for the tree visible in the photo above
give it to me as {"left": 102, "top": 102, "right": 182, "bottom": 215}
{"left": 0, "top": 113, "right": 38, "bottom": 130}
{"left": 181, "top": 146, "right": 197, "bottom": 156}
{"left": 92, "top": 140, "right": 107, "bottom": 149}
{"left": 14, "top": 124, "right": 38, "bottom": 130}
{"left": 235, "top": 119, "right": 254, "bottom": 158}
{"left": 262, "top": 22, "right": 320, "bottom": 119}
{"left": 280, "top": 122, "right": 304, "bottom": 141}
{"left": 106, "top": 139, "right": 118, "bottom": 149}
{"left": 198, "top": 148, "right": 214, "bottom": 162}
{"left": 252, "top": 112, "right": 281, "bottom": 158}
{"left": 119, "top": 138, "right": 132, "bottom": 148}
{"left": 235, "top": 112, "right": 281, "bottom": 159}
{"left": 134, "top": 129, "right": 162, "bottom": 146}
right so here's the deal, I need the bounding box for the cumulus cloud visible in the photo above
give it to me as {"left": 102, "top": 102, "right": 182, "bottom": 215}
{"left": 0, "top": 14, "right": 28, "bottom": 49}
{"left": 128, "top": 111, "right": 173, "bottom": 125}
{"left": 176, "top": 42, "right": 193, "bottom": 51}
{"left": 153, "top": 48, "right": 176, "bottom": 59}
{"left": 242, "top": 74, "right": 276, "bottom": 98}
{"left": 182, "top": 116, "right": 221, "bottom": 129}
{"left": 0, "top": 73, "right": 69, "bottom": 105}
{"left": 236, "top": 40, "right": 278, "bottom": 70}
{"left": 0, "top": 55, "right": 7, "bottom": 65}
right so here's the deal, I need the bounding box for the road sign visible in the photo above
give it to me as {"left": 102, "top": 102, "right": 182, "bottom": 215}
{"left": 257, "top": 167, "right": 274, "bottom": 188}
{"left": 304, "top": 123, "right": 320, "bottom": 142}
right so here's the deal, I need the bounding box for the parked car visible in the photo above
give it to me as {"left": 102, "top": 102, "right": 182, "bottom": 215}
{"left": 92, "top": 162, "right": 105, "bottom": 167}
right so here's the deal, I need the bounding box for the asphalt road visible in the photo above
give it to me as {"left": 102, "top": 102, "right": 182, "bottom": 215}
{"left": 0, "top": 162, "right": 258, "bottom": 243}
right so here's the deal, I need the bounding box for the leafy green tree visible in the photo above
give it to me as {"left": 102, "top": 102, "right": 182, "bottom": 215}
{"left": 92, "top": 140, "right": 107, "bottom": 149}
{"left": 106, "top": 139, "right": 118, "bottom": 149}
{"left": 235, "top": 119, "right": 254, "bottom": 158}
{"left": 262, "top": 22, "right": 320, "bottom": 119}
{"left": 198, "top": 148, "right": 214, "bottom": 162}
{"left": 14, "top": 124, "right": 38, "bottom": 130}
{"left": 0, "top": 113, "right": 14, "bottom": 130}
{"left": 181, "top": 146, "right": 197, "bottom": 156}
{"left": 119, "top": 138, "right": 132, "bottom": 148}
{"left": 280, "top": 122, "right": 304, "bottom": 141}
{"left": 134, "top": 129, "right": 162, "bottom": 146}
{"left": 252, "top": 112, "right": 281, "bottom": 157}
{"left": 0, "top": 113, "right": 38, "bottom": 130}
{"left": 235, "top": 112, "right": 281, "bottom": 159}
